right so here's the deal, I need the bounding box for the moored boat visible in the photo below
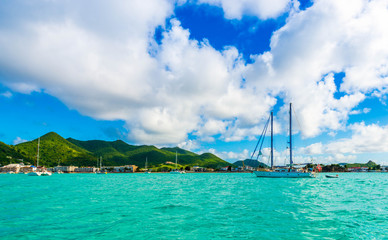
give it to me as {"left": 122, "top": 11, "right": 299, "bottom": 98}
{"left": 28, "top": 137, "right": 51, "bottom": 177}
{"left": 41, "top": 171, "right": 52, "bottom": 176}
{"left": 170, "top": 152, "right": 186, "bottom": 174}
{"left": 255, "top": 168, "right": 315, "bottom": 178}
{"left": 253, "top": 103, "right": 316, "bottom": 178}
{"left": 145, "top": 157, "right": 151, "bottom": 174}
{"left": 28, "top": 171, "right": 42, "bottom": 176}
{"left": 96, "top": 156, "right": 107, "bottom": 174}
{"left": 325, "top": 174, "right": 339, "bottom": 178}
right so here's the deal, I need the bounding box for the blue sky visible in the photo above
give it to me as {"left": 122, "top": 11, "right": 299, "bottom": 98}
{"left": 1, "top": 0, "right": 388, "bottom": 165}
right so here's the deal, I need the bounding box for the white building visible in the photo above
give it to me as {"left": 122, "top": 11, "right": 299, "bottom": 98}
{"left": 0, "top": 163, "right": 33, "bottom": 173}
{"left": 110, "top": 165, "right": 138, "bottom": 173}
{"left": 75, "top": 167, "right": 98, "bottom": 173}
{"left": 54, "top": 166, "right": 77, "bottom": 173}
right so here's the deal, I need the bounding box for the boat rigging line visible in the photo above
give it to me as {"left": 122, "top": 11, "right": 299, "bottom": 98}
{"left": 250, "top": 115, "right": 270, "bottom": 161}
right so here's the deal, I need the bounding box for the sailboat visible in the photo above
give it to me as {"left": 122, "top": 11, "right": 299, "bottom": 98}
{"left": 54, "top": 159, "right": 63, "bottom": 174}
{"left": 96, "top": 156, "right": 107, "bottom": 174}
{"left": 170, "top": 151, "right": 186, "bottom": 174}
{"left": 145, "top": 157, "right": 151, "bottom": 174}
{"left": 28, "top": 137, "right": 52, "bottom": 176}
{"left": 253, "top": 103, "right": 316, "bottom": 178}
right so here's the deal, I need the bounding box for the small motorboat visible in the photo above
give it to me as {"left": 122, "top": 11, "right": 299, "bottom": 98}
{"left": 325, "top": 174, "right": 339, "bottom": 178}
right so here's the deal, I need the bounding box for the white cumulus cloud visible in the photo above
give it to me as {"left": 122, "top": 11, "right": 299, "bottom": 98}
{"left": 244, "top": 0, "right": 388, "bottom": 138}
{"left": 0, "top": 0, "right": 387, "bottom": 151}
{"left": 198, "top": 0, "right": 292, "bottom": 20}
{"left": 13, "top": 137, "right": 28, "bottom": 145}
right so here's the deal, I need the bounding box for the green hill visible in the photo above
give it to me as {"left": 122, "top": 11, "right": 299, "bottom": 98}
{"left": 161, "top": 147, "right": 197, "bottom": 156}
{"left": 3, "top": 132, "right": 231, "bottom": 169}
{"left": 0, "top": 141, "right": 30, "bottom": 166}
{"left": 68, "top": 138, "right": 230, "bottom": 169}
{"left": 346, "top": 160, "right": 378, "bottom": 168}
{"left": 14, "top": 132, "right": 93, "bottom": 167}
{"left": 233, "top": 159, "right": 269, "bottom": 168}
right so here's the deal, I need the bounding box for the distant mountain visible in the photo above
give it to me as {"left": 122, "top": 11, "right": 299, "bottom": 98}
{"left": 0, "top": 132, "right": 236, "bottom": 169}
{"left": 233, "top": 159, "right": 269, "bottom": 168}
{"left": 68, "top": 138, "right": 230, "bottom": 169}
{"left": 346, "top": 160, "right": 378, "bottom": 168}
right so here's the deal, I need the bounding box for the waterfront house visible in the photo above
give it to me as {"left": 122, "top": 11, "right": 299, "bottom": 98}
{"left": 0, "top": 163, "right": 21, "bottom": 173}
{"left": 220, "top": 166, "right": 229, "bottom": 171}
{"left": 111, "top": 165, "right": 138, "bottom": 173}
{"left": 0, "top": 163, "right": 33, "bottom": 173}
{"left": 348, "top": 167, "right": 361, "bottom": 172}
{"left": 54, "top": 166, "right": 77, "bottom": 173}
{"left": 75, "top": 167, "right": 98, "bottom": 173}
{"left": 348, "top": 167, "right": 369, "bottom": 172}
{"left": 192, "top": 166, "right": 206, "bottom": 172}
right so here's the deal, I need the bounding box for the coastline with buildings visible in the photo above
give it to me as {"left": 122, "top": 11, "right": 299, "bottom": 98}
{"left": 1, "top": 162, "right": 387, "bottom": 174}
{"left": 2, "top": 132, "right": 387, "bottom": 175}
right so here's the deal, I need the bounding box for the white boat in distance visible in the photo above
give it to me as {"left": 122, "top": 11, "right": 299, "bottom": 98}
{"left": 145, "top": 157, "right": 151, "bottom": 174}
{"left": 170, "top": 151, "right": 186, "bottom": 174}
{"left": 28, "top": 171, "right": 41, "bottom": 176}
{"left": 326, "top": 174, "right": 339, "bottom": 178}
{"left": 96, "top": 156, "right": 107, "bottom": 174}
{"left": 41, "top": 171, "right": 52, "bottom": 176}
{"left": 254, "top": 168, "right": 315, "bottom": 178}
{"left": 28, "top": 137, "right": 52, "bottom": 176}
{"left": 253, "top": 103, "right": 316, "bottom": 178}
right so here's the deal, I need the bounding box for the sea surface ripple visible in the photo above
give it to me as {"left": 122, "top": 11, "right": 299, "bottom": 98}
{"left": 0, "top": 173, "right": 387, "bottom": 239}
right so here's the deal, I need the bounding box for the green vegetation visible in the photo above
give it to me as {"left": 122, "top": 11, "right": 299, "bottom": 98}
{"left": 346, "top": 160, "right": 379, "bottom": 169}
{"left": 14, "top": 132, "right": 92, "bottom": 167}
{"left": 321, "top": 164, "right": 346, "bottom": 172}
{"left": 0, "top": 131, "right": 231, "bottom": 169}
{"left": 312, "top": 161, "right": 380, "bottom": 172}
{"left": 69, "top": 138, "right": 231, "bottom": 168}
{"left": 0, "top": 141, "right": 31, "bottom": 166}
{"left": 233, "top": 159, "right": 268, "bottom": 168}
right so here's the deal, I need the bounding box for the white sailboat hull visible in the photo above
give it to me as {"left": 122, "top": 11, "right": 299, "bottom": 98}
{"left": 170, "top": 170, "right": 186, "bottom": 174}
{"left": 41, "top": 171, "right": 52, "bottom": 176}
{"left": 254, "top": 171, "right": 315, "bottom": 178}
{"left": 28, "top": 172, "right": 42, "bottom": 176}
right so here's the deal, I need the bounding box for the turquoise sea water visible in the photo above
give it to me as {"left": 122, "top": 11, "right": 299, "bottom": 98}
{"left": 0, "top": 173, "right": 387, "bottom": 239}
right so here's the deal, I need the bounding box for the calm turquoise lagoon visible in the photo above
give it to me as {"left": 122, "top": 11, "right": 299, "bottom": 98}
{"left": 1, "top": 173, "right": 387, "bottom": 239}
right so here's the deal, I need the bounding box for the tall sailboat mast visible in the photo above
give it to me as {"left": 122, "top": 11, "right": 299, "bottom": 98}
{"left": 175, "top": 151, "right": 178, "bottom": 169}
{"left": 270, "top": 111, "right": 273, "bottom": 169}
{"left": 36, "top": 137, "right": 40, "bottom": 167}
{"left": 289, "top": 103, "right": 293, "bottom": 167}
{"left": 253, "top": 103, "right": 317, "bottom": 178}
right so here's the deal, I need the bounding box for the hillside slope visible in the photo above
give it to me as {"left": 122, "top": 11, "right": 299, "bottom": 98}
{"left": 4, "top": 132, "right": 231, "bottom": 168}
{"left": 15, "top": 132, "right": 93, "bottom": 167}
{"left": 68, "top": 138, "right": 231, "bottom": 168}
{"left": 0, "top": 141, "right": 30, "bottom": 166}
{"left": 233, "top": 159, "right": 269, "bottom": 168}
